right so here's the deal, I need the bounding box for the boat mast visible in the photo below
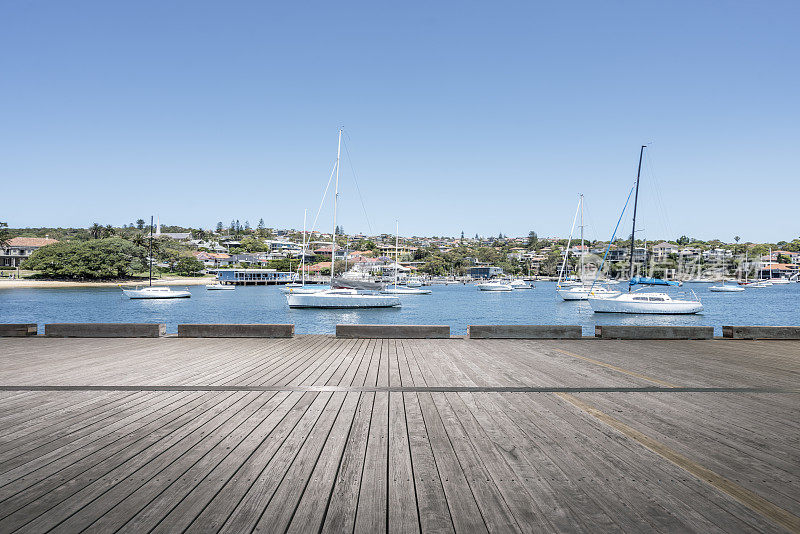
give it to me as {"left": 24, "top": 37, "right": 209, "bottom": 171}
{"left": 301, "top": 209, "right": 307, "bottom": 286}
{"left": 148, "top": 215, "right": 154, "bottom": 287}
{"left": 395, "top": 220, "right": 399, "bottom": 289}
{"left": 628, "top": 145, "right": 646, "bottom": 291}
{"left": 331, "top": 128, "right": 342, "bottom": 287}
{"left": 579, "top": 194, "right": 584, "bottom": 282}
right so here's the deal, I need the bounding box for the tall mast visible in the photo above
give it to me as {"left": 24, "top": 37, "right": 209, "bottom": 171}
{"left": 148, "top": 215, "right": 153, "bottom": 287}
{"left": 331, "top": 128, "right": 342, "bottom": 287}
{"left": 579, "top": 194, "right": 584, "bottom": 281}
{"left": 301, "top": 208, "right": 307, "bottom": 286}
{"left": 395, "top": 220, "right": 399, "bottom": 288}
{"left": 628, "top": 145, "right": 646, "bottom": 291}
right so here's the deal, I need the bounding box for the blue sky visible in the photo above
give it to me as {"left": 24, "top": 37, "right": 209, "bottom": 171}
{"left": 1, "top": 1, "right": 797, "bottom": 242}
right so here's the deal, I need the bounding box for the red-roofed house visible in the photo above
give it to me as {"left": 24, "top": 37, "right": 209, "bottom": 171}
{"left": 2, "top": 237, "right": 59, "bottom": 267}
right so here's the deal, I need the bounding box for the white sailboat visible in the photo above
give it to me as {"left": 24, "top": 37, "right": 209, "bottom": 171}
{"left": 287, "top": 129, "right": 400, "bottom": 309}
{"left": 382, "top": 222, "right": 431, "bottom": 295}
{"left": 588, "top": 146, "right": 702, "bottom": 314}
{"left": 283, "top": 209, "right": 328, "bottom": 294}
{"left": 710, "top": 246, "right": 744, "bottom": 292}
{"left": 557, "top": 194, "right": 620, "bottom": 301}
{"left": 123, "top": 216, "right": 192, "bottom": 299}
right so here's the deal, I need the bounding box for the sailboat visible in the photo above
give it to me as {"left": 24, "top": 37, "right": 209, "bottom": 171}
{"left": 557, "top": 194, "right": 619, "bottom": 301}
{"left": 283, "top": 209, "right": 328, "bottom": 294}
{"left": 123, "top": 216, "right": 192, "bottom": 299}
{"left": 382, "top": 222, "right": 431, "bottom": 295}
{"left": 287, "top": 129, "right": 401, "bottom": 309}
{"left": 588, "top": 146, "right": 703, "bottom": 314}
{"left": 710, "top": 245, "right": 744, "bottom": 292}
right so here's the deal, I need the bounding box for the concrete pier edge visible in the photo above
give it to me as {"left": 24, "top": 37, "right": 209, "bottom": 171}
{"left": 336, "top": 324, "right": 450, "bottom": 339}
{"left": 44, "top": 323, "right": 166, "bottom": 338}
{"left": 595, "top": 325, "right": 714, "bottom": 340}
{"left": 0, "top": 324, "right": 37, "bottom": 337}
{"left": 468, "top": 325, "right": 582, "bottom": 339}
{"left": 177, "top": 324, "right": 294, "bottom": 338}
{"left": 722, "top": 325, "right": 800, "bottom": 340}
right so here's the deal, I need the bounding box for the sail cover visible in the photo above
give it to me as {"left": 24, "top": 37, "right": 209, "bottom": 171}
{"left": 629, "top": 276, "right": 682, "bottom": 287}
{"left": 331, "top": 277, "right": 383, "bottom": 291}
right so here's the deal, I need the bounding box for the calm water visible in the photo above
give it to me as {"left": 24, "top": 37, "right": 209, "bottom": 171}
{"left": 1, "top": 282, "right": 798, "bottom": 335}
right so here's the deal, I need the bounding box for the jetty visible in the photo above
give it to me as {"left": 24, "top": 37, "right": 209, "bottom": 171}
{"left": 0, "top": 333, "right": 798, "bottom": 532}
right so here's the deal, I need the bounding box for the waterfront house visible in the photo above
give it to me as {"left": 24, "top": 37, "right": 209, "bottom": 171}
{"left": 1, "top": 237, "right": 59, "bottom": 267}
{"left": 469, "top": 266, "right": 504, "bottom": 278}
{"left": 652, "top": 242, "right": 679, "bottom": 261}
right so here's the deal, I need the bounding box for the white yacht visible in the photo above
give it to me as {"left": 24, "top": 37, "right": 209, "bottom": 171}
{"left": 709, "top": 251, "right": 743, "bottom": 292}
{"left": 589, "top": 291, "right": 703, "bottom": 314}
{"left": 206, "top": 282, "right": 234, "bottom": 290}
{"left": 587, "top": 146, "right": 703, "bottom": 314}
{"left": 123, "top": 286, "right": 192, "bottom": 299}
{"left": 123, "top": 216, "right": 192, "bottom": 300}
{"left": 286, "top": 129, "right": 400, "bottom": 309}
{"left": 557, "top": 285, "right": 620, "bottom": 301}
{"left": 477, "top": 281, "right": 513, "bottom": 291}
{"left": 510, "top": 279, "right": 533, "bottom": 289}
{"left": 288, "top": 288, "right": 400, "bottom": 308}
{"left": 380, "top": 222, "right": 431, "bottom": 295}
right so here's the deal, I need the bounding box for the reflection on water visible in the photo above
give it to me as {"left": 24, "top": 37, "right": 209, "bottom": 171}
{"left": 1, "top": 282, "right": 798, "bottom": 335}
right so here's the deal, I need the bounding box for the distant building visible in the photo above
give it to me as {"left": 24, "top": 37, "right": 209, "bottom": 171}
{"left": 1, "top": 237, "right": 59, "bottom": 267}
{"left": 469, "top": 266, "right": 504, "bottom": 279}
{"left": 651, "top": 242, "right": 678, "bottom": 261}
{"left": 214, "top": 268, "right": 292, "bottom": 285}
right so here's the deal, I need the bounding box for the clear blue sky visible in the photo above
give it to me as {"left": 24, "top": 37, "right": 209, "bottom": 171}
{"left": 1, "top": 1, "right": 797, "bottom": 243}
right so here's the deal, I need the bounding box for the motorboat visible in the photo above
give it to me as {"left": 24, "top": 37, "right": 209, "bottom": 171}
{"left": 477, "top": 281, "right": 513, "bottom": 291}
{"left": 287, "top": 288, "right": 400, "bottom": 308}
{"left": 206, "top": 281, "right": 234, "bottom": 290}
{"left": 557, "top": 285, "right": 620, "bottom": 301}
{"left": 405, "top": 277, "right": 423, "bottom": 288}
{"left": 510, "top": 279, "right": 533, "bottom": 289}
{"left": 123, "top": 286, "right": 191, "bottom": 299}
{"left": 770, "top": 278, "right": 790, "bottom": 285}
{"left": 589, "top": 291, "right": 703, "bottom": 314}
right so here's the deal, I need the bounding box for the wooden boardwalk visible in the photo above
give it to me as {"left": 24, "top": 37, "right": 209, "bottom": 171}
{"left": 0, "top": 336, "right": 798, "bottom": 533}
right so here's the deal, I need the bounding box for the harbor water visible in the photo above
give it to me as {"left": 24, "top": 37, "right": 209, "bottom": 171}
{"left": 2, "top": 282, "right": 798, "bottom": 336}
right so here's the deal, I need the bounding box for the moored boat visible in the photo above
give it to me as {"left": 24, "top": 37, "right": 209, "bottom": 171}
{"left": 477, "top": 281, "right": 513, "bottom": 291}
{"left": 123, "top": 286, "right": 192, "bottom": 299}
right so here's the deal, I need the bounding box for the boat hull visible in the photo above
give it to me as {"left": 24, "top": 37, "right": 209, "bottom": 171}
{"left": 709, "top": 285, "right": 744, "bottom": 292}
{"left": 557, "top": 287, "right": 621, "bottom": 301}
{"left": 123, "top": 289, "right": 191, "bottom": 299}
{"left": 287, "top": 291, "right": 400, "bottom": 308}
{"left": 381, "top": 287, "right": 432, "bottom": 295}
{"left": 588, "top": 296, "right": 703, "bottom": 314}
{"left": 206, "top": 285, "right": 234, "bottom": 290}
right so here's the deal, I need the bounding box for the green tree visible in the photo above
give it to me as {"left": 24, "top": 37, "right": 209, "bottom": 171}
{"left": 102, "top": 224, "right": 115, "bottom": 238}
{"left": 131, "top": 233, "right": 146, "bottom": 248}
{"left": 677, "top": 235, "right": 690, "bottom": 246}
{"left": 0, "top": 222, "right": 9, "bottom": 249}
{"left": 527, "top": 231, "right": 538, "bottom": 249}
{"left": 216, "top": 221, "right": 224, "bottom": 233}
{"left": 89, "top": 223, "right": 102, "bottom": 239}
{"left": 24, "top": 238, "right": 143, "bottom": 279}
{"left": 174, "top": 256, "right": 205, "bottom": 276}
{"left": 136, "top": 219, "right": 146, "bottom": 230}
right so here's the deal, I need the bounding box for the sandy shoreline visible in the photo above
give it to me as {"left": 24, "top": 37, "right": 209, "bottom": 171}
{"left": 0, "top": 277, "right": 215, "bottom": 289}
